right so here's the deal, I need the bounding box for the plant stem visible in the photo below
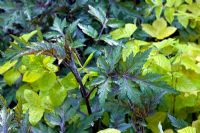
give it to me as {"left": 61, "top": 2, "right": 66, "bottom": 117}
{"left": 60, "top": 106, "right": 65, "bottom": 133}
{"left": 66, "top": 52, "right": 92, "bottom": 115}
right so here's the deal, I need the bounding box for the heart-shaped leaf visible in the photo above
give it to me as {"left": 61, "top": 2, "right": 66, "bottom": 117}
{"left": 142, "top": 18, "right": 177, "bottom": 39}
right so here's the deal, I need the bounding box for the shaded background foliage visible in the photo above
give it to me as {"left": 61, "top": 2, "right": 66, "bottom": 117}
{"left": 0, "top": 0, "right": 200, "bottom": 133}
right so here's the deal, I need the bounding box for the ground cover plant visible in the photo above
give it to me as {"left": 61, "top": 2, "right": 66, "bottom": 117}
{"left": 0, "top": 0, "right": 200, "bottom": 133}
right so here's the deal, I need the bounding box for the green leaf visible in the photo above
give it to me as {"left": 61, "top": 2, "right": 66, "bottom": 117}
{"left": 134, "top": 77, "right": 178, "bottom": 94}
{"left": 78, "top": 24, "right": 98, "bottom": 38}
{"left": 97, "top": 128, "right": 121, "bottom": 133}
{"left": 88, "top": 5, "right": 106, "bottom": 24}
{"left": 98, "top": 78, "right": 111, "bottom": 105}
{"left": 100, "top": 34, "right": 120, "bottom": 46}
{"left": 118, "top": 78, "right": 140, "bottom": 104}
{"left": 71, "top": 40, "right": 85, "bottom": 48}
{"left": 107, "top": 18, "right": 125, "bottom": 28}
{"left": 0, "top": 60, "right": 17, "bottom": 74}
{"left": 142, "top": 18, "right": 177, "bottom": 39}
{"left": 168, "top": 114, "right": 188, "bottom": 129}
{"left": 164, "top": 7, "right": 175, "bottom": 23}
{"left": 3, "top": 68, "right": 20, "bottom": 85}
{"left": 110, "top": 23, "right": 137, "bottom": 40}
{"left": 177, "top": 126, "right": 196, "bottom": 133}
{"left": 67, "top": 19, "right": 80, "bottom": 34}
{"left": 126, "top": 49, "right": 151, "bottom": 74}
{"left": 91, "top": 75, "right": 106, "bottom": 86}
{"left": 51, "top": 17, "right": 67, "bottom": 34}
{"left": 44, "top": 113, "right": 61, "bottom": 126}
{"left": 106, "top": 46, "right": 122, "bottom": 71}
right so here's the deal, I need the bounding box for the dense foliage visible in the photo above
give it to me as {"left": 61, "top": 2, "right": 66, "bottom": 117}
{"left": 0, "top": 0, "right": 200, "bottom": 132}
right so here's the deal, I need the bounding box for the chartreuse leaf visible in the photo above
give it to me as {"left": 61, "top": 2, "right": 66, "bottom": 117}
{"left": 31, "top": 72, "right": 57, "bottom": 91}
{"left": 83, "top": 52, "right": 94, "bottom": 68}
{"left": 176, "top": 5, "right": 189, "bottom": 28}
{"left": 43, "top": 56, "right": 58, "bottom": 72}
{"left": 28, "top": 106, "right": 44, "bottom": 126}
{"left": 152, "top": 54, "right": 171, "bottom": 72}
{"left": 0, "top": 60, "right": 17, "bottom": 74}
{"left": 122, "top": 40, "right": 150, "bottom": 62}
{"left": 20, "top": 30, "right": 37, "bottom": 42}
{"left": 177, "top": 126, "right": 196, "bottom": 133}
{"left": 142, "top": 18, "right": 177, "bottom": 39}
{"left": 37, "top": 26, "right": 43, "bottom": 42}
{"left": 146, "top": 112, "right": 166, "bottom": 133}
{"left": 61, "top": 72, "right": 78, "bottom": 91}
{"left": 11, "top": 30, "right": 38, "bottom": 46}
{"left": 4, "top": 68, "right": 20, "bottom": 85}
{"left": 23, "top": 89, "right": 45, "bottom": 125}
{"left": 88, "top": 5, "right": 106, "bottom": 24}
{"left": 155, "top": 5, "right": 163, "bottom": 19}
{"left": 110, "top": 23, "right": 137, "bottom": 40}
{"left": 174, "top": 0, "right": 184, "bottom": 7}
{"left": 24, "top": 89, "right": 41, "bottom": 107}
{"left": 192, "top": 119, "right": 200, "bottom": 133}
{"left": 164, "top": 129, "right": 174, "bottom": 133}
{"left": 16, "top": 84, "right": 31, "bottom": 101}
{"left": 164, "top": 7, "right": 175, "bottom": 23}
{"left": 122, "top": 40, "right": 139, "bottom": 62}
{"left": 174, "top": 93, "right": 198, "bottom": 114}
{"left": 165, "top": 0, "right": 175, "bottom": 7}
{"left": 23, "top": 70, "right": 44, "bottom": 83}
{"left": 49, "top": 82, "right": 67, "bottom": 107}
{"left": 82, "top": 71, "right": 98, "bottom": 85}
{"left": 78, "top": 24, "right": 98, "bottom": 38}
{"left": 97, "top": 128, "right": 121, "bottom": 133}
{"left": 185, "top": 0, "right": 193, "bottom": 5}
